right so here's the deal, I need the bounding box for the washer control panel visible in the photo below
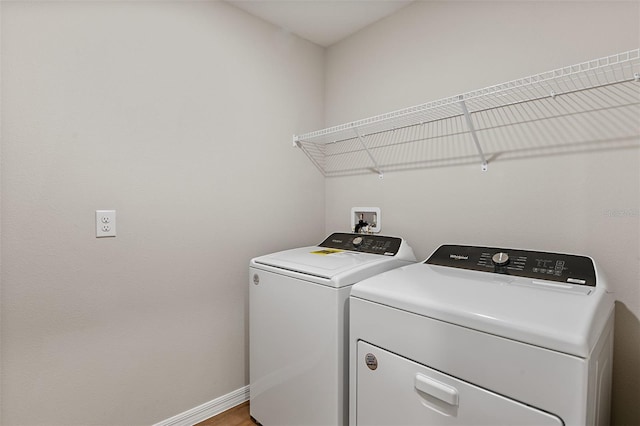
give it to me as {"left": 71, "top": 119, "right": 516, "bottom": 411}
{"left": 319, "top": 233, "right": 402, "bottom": 256}
{"left": 426, "top": 244, "right": 596, "bottom": 287}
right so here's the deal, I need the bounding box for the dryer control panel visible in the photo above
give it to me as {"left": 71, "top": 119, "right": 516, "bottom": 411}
{"left": 426, "top": 245, "right": 596, "bottom": 286}
{"left": 319, "top": 233, "right": 402, "bottom": 256}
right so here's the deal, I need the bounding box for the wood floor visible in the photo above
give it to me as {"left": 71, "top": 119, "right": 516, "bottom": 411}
{"left": 195, "top": 401, "right": 256, "bottom": 426}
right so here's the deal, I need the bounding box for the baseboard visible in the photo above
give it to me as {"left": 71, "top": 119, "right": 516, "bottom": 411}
{"left": 154, "top": 385, "right": 250, "bottom": 426}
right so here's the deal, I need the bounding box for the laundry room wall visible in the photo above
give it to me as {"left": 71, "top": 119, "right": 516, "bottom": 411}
{"left": 323, "top": 1, "right": 639, "bottom": 425}
{"left": 1, "top": 2, "right": 324, "bottom": 425}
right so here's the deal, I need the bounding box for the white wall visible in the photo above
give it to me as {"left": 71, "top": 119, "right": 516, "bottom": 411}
{"left": 0, "top": 1, "right": 325, "bottom": 425}
{"left": 324, "top": 1, "right": 639, "bottom": 424}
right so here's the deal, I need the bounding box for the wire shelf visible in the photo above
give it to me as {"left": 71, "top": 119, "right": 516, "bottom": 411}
{"left": 294, "top": 49, "right": 640, "bottom": 177}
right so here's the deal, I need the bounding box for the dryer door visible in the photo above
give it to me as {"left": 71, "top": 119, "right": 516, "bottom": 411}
{"left": 356, "top": 341, "right": 563, "bottom": 426}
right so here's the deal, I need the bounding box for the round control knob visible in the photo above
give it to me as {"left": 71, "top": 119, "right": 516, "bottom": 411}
{"left": 352, "top": 236, "right": 364, "bottom": 247}
{"left": 492, "top": 252, "right": 510, "bottom": 267}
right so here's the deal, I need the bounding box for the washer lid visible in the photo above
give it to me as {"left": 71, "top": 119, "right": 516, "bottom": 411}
{"left": 251, "top": 233, "right": 416, "bottom": 288}
{"left": 350, "top": 261, "right": 614, "bottom": 357}
{"left": 252, "top": 246, "right": 407, "bottom": 287}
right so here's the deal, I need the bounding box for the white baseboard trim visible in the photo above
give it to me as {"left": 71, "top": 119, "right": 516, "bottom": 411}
{"left": 154, "top": 385, "right": 250, "bottom": 426}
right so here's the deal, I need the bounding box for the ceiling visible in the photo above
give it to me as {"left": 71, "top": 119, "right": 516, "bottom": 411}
{"left": 225, "top": 0, "right": 414, "bottom": 47}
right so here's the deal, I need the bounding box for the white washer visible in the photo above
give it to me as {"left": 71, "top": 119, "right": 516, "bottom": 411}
{"left": 349, "top": 244, "right": 615, "bottom": 426}
{"left": 250, "top": 233, "right": 416, "bottom": 426}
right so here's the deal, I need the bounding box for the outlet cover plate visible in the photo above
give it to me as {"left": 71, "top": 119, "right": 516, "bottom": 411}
{"left": 96, "top": 210, "right": 116, "bottom": 238}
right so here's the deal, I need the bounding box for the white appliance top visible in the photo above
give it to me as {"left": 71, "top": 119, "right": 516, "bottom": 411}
{"left": 251, "top": 233, "right": 416, "bottom": 288}
{"left": 351, "top": 244, "right": 614, "bottom": 357}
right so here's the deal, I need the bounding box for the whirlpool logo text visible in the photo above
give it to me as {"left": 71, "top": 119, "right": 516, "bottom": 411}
{"left": 449, "top": 254, "right": 469, "bottom": 260}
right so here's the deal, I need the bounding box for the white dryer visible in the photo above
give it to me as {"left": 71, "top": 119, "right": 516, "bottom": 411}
{"left": 250, "top": 233, "right": 416, "bottom": 426}
{"left": 349, "top": 244, "right": 614, "bottom": 426}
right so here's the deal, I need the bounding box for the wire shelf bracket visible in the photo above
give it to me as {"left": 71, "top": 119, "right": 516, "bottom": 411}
{"left": 459, "top": 96, "right": 488, "bottom": 171}
{"left": 353, "top": 127, "right": 384, "bottom": 178}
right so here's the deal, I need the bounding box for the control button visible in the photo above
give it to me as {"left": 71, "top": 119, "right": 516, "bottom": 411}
{"left": 492, "top": 252, "right": 510, "bottom": 267}
{"left": 352, "top": 236, "right": 364, "bottom": 248}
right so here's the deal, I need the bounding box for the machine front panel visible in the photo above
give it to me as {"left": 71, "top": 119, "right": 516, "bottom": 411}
{"left": 356, "top": 340, "right": 564, "bottom": 426}
{"left": 249, "top": 267, "right": 348, "bottom": 425}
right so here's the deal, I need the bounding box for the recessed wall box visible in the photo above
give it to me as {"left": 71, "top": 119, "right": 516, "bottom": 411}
{"left": 351, "top": 207, "right": 381, "bottom": 234}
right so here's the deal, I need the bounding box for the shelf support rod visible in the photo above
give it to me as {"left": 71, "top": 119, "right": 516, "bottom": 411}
{"left": 459, "top": 97, "right": 488, "bottom": 171}
{"left": 353, "top": 127, "right": 384, "bottom": 179}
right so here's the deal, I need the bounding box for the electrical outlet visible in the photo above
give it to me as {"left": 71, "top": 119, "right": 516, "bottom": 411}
{"left": 96, "top": 210, "right": 116, "bottom": 238}
{"left": 351, "top": 207, "right": 381, "bottom": 233}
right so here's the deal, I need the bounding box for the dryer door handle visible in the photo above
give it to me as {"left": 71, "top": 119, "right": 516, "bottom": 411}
{"left": 414, "top": 373, "right": 459, "bottom": 406}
